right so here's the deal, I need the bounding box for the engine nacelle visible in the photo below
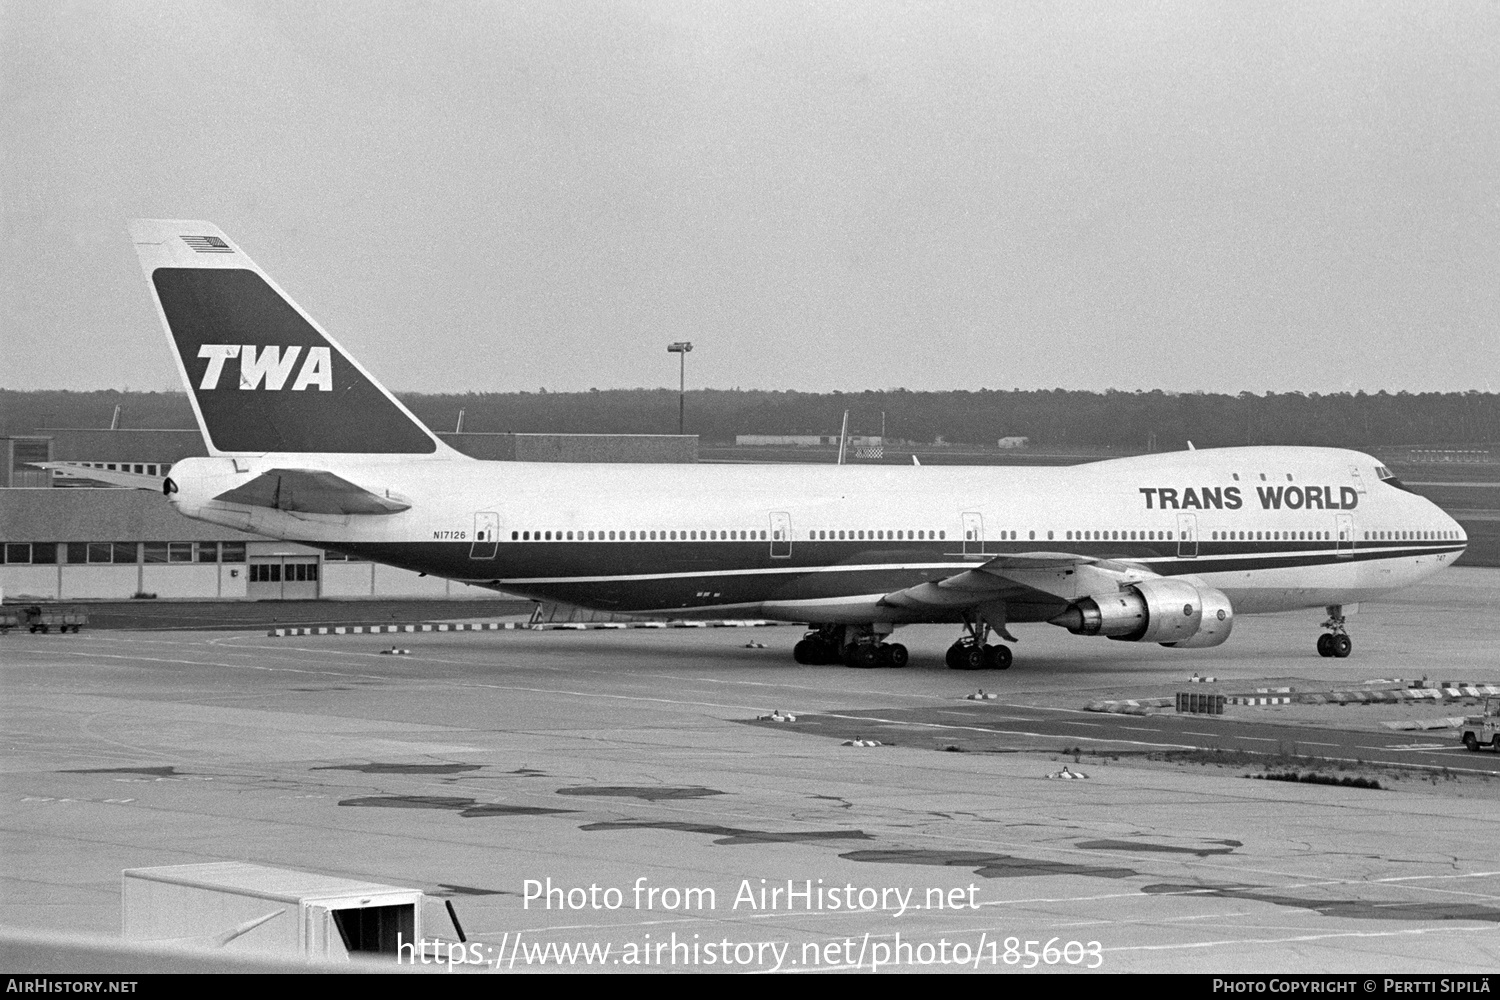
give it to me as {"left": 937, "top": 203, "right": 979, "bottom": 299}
{"left": 1161, "top": 585, "right": 1234, "bottom": 648}
{"left": 1048, "top": 578, "right": 1233, "bottom": 648}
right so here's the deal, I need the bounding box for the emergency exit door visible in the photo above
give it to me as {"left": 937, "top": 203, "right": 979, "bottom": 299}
{"left": 1335, "top": 513, "right": 1354, "bottom": 557}
{"left": 962, "top": 512, "right": 983, "bottom": 555}
{"left": 769, "top": 512, "right": 792, "bottom": 558}
{"left": 1176, "top": 513, "right": 1198, "bottom": 558}
{"left": 471, "top": 511, "right": 499, "bottom": 559}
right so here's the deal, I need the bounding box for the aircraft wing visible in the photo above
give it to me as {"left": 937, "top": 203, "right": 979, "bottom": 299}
{"left": 34, "top": 462, "right": 166, "bottom": 490}
{"left": 212, "top": 468, "right": 411, "bottom": 515}
{"left": 879, "top": 552, "right": 1157, "bottom": 611}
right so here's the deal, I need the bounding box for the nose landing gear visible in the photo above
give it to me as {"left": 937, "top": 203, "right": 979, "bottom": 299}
{"left": 1317, "top": 606, "right": 1353, "bottom": 658}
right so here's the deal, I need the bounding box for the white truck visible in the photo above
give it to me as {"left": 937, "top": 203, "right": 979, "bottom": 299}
{"left": 123, "top": 862, "right": 424, "bottom": 962}
{"left": 1459, "top": 698, "right": 1500, "bottom": 752}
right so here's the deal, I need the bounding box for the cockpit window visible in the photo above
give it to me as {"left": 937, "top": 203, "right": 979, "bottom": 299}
{"left": 1375, "top": 465, "right": 1416, "bottom": 493}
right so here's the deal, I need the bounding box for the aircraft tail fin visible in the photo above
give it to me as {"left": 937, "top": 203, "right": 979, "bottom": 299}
{"left": 130, "top": 220, "right": 453, "bottom": 457}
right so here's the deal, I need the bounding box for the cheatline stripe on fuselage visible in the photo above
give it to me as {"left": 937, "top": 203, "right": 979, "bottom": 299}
{"left": 365, "top": 543, "right": 1467, "bottom": 587}
{"left": 492, "top": 548, "right": 1464, "bottom": 587}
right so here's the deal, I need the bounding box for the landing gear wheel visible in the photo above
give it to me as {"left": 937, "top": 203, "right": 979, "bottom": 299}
{"left": 794, "top": 629, "right": 842, "bottom": 665}
{"left": 880, "top": 643, "right": 909, "bottom": 668}
{"left": 985, "top": 644, "right": 1013, "bottom": 670}
{"left": 1316, "top": 634, "right": 1335, "bottom": 657}
{"left": 1331, "top": 634, "right": 1352, "bottom": 659}
{"left": 844, "top": 645, "right": 880, "bottom": 669}
{"left": 947, "top": 644, "right": 985, "bottom": 670}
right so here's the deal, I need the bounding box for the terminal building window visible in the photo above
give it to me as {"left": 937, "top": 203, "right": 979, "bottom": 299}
{"left": 2, "top": 543, "right": 90, "bottom": 564}
{"left": 144, "top": 542, "right": 196, "bottom": 563}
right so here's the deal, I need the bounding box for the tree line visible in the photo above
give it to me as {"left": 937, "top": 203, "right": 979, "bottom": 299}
{"left": 3, "top": 387, "right": 1496, "bottom": 449}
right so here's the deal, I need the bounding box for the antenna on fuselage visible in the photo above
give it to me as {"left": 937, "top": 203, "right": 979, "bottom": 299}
{"left": 1187, "top": 440, "right": 1196, "bottom": 451}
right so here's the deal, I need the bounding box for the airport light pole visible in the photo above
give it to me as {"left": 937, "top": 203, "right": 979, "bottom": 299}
{"left": 667, "top": 341, "right": 693, "bottom": 435}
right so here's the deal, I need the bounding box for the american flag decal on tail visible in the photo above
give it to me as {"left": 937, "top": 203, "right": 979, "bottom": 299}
{"left": 181, "top": 235, "right": 233, "bottom": 253}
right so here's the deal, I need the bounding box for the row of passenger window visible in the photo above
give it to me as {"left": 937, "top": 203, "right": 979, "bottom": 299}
{"left": 0, "top": 542, "right": 247, "bottom": 565}
{"left": 510, "top": 528, "right": 952, "bottom": 542}
{"left": 1068, "top": 529, "right": 1174, "bottom": 541}
{"left": 1211, "top": 530, "right": 1327, "bottom": 541}
{"left": 1365, "top": 529, "right": 1459, "bottom": 541}
{"left": 514, "top": 529, "right": 769, "bottom": 542}
{"left": 810, "top": 529, "right": 946, "bottom": 540}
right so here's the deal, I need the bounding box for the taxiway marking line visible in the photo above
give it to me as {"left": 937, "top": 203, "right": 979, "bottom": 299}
{"left": 818, "top": 713, "right": 1198, "bottom": 750}
{"left": 17, "top": 647, "right": 773, "bottom": 715}
{"left": 1105, "top": 922, "right": 1498, "bottom": 956}
{"left": 976, "top": 870, "right": 1500, "bottom": 910}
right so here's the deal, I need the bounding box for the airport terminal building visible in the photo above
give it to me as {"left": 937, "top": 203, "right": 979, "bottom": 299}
{"left": 0, "top": 429, "right": 695, "bottom": 602}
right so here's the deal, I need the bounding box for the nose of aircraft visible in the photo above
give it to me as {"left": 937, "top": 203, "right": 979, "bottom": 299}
{"left": 1424, "top": 494, "right": 1466, "bottom": 548}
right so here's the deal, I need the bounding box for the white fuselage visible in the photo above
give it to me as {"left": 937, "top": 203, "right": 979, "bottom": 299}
{"left": 161, "top": 445, "right": 1464, "bottom": 627}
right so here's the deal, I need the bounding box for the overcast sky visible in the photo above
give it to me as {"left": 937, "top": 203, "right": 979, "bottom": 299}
{"left": 3, "top": 0, "right": 1498, "bottom": 395}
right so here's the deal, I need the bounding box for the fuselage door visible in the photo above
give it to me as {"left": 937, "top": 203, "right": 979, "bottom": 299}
{"left": 961, "top": 511, "right": 983, "bottom": 556}
{"left": 470, "top": 511, "right": 499, "bottom": 559}
{"left": 769, "top": 511, "right": 792, "bottom": 558}
{"left": 1335, "top": 513, "right": 1354, "bottom": 557}
{"left": 1176, "top": 513, "right": 1199, "bottom": 558}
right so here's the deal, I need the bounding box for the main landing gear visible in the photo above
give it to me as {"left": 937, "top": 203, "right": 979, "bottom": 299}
{"left": 793, "top": 625, "right": 908, "bottom": 668}
{"left": 1316, "top": 605, "right": 1353, "bottom": 659}
{"left": 945, "top": 612, "right": 1013, "bottom": 671}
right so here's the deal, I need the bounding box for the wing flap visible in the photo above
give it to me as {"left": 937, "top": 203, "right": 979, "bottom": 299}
{"left": 212, "top": 468, "right": 411, "bottom": 515}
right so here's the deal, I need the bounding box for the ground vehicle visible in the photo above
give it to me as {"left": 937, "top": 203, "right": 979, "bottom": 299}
{"left": 21, "top": 605, "right": 88, "bottom": 634}
{"left": 1459, "top": 698, "right": 1500, "bottom": 751}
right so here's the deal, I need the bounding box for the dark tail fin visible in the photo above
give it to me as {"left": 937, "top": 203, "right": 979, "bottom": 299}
{"left": 131, "top": 219, "right": 452, "bottom": 457}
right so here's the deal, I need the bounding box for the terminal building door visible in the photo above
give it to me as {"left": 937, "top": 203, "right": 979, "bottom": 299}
{"left": 247, "top": 557, "right": 321, "bottom": 599}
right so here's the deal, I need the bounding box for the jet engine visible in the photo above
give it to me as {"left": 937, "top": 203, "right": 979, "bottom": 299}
{"left": 1047, "top": 577, "right": 1234, "bottom": 648}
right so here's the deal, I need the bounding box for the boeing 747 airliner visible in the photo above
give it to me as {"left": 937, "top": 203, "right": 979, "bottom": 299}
{"left": 114, "top": 220, "right": 1466, "bottom": 669}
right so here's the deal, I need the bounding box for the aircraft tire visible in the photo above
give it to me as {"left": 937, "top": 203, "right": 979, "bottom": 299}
{"left": 845, "top": 645, "right": 879, "bottom": 669}
{"left": 1331, "top": 634, "right": 1352, "bottom": 658}
{"left": 986, "top": 644, "right": 1013, "bottom": 670}
{"left": 957, "top": 645, "right": 986, "bottom": 670}
{"left": 1316, "top": 634, "right": 1335, "bottom": 657}
{"left": 882, "top": 643, "right": 909, "bottom": 668}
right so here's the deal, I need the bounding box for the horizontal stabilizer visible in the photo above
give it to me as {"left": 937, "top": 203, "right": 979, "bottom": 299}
{"left": 34, "top": 463, "right": 166, "bottom": 491}
{"left": 212, "top": 468, "right": 411, "bottom": 515}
